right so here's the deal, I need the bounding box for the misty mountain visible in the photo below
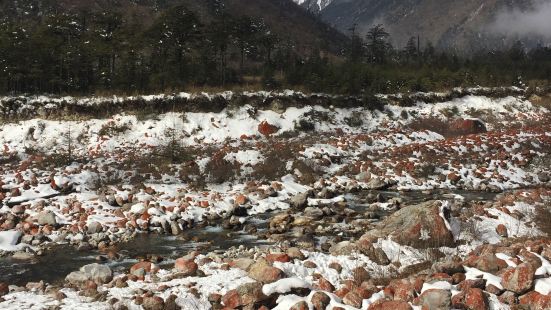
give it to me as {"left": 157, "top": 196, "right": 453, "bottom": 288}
{"left": 296, "top": 0, "right": 546, "bottom": 52}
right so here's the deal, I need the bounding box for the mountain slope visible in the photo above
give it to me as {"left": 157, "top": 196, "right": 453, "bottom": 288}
{"left": 300, "top": 0, "right": 537, "bottom": 51}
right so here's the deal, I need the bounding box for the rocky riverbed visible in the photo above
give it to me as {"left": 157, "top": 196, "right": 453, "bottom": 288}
{"left": 0, "top": 90, "right": 550, "bottom": 309}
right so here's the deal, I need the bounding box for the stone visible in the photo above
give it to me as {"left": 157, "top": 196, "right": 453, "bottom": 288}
{"left": 66, "top": 263, "right": 112, "bottom": 286}
{"left": 343, "top": 291, "right": 363, "bottom": 308}
{"left": 463, "top": 254, "right": 508, "bottom": 274}
{"left": 290, "top": 301, "right": 309, "bottom": 310}
{"left": 451, "top": 288, "right": 488, "bottom": 310}
{"left": 230, "top": 258, "right": 255, "bottom": 271}
{"left": 449, "top": 119, "right": 487, "bottom": 136}
{"left": 368, "top": 300, "right": 413, "bottom": 310}
{"left": 361, "top": 201, "right": 455, "bottom": 249}
{"left": 432, "top": 260, "right": 464, "bottom": 275}
{"left": 87, "top": 221, "right": 103, "bottom": 234}
{"left": 290, "top": 191, "right": 311, "bottom": 209}
{"left": 311, "top": 291, "right": 331, "bottom": 310}
{"left": 519, "top": 291, "right": 551, "bottom": 310}
{"left": 351, "top": 267, "right": 370, "bottom": 285}
{"left": 501, "top": 263, "right": 535, "bottom": 294}
{"left": 36, "top": 211, "right": 56, "bottom": 226}
{"left": 287, "top": 247, "right": 306, "bottom": 260}
{"left": 174, "top": 258, "right": 198, "bottom": 276}
{"left": 0, "top": 283, "right": 8, "bottom": 297}
{"left": 142, "top": 296, "right": 164, "bottom": 310}
{"left": 495, "top": 224, "right": 508, "bottom": 238}
{"left": 266, "top": 253, "right": 290, "bottom": 264}
{"left": 248, "top": 260, "right": 284, "bottom": 283}
{"left": 329, "top": 241, "right": 359, "bottom": 255}
{"left": 222, "top": 282, "right": 266, "bottom": 308}
{"left": 258, "top": 121, "right": 279, "bottom": 136}
{"left": 418, "top": 289, "right": 451, "bottom": 310}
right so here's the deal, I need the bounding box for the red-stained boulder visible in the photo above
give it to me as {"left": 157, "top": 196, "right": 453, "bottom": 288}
{"left": 174, "top": 258, "right": 198, "bottom": 276}
{"left": 368, "top": 300, "right": 413, "bottom": 310}
{"left": 519, "top": 291, "right": 551, "bottom": 310}
{"left": 501, "top": 263, "right": 535, "bottom": 294}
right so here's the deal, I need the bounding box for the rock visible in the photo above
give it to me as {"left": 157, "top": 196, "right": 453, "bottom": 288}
{"left": 328, "top": 262, "right": 342, "bottom": 273}
{"left": 0, "top": 283, "right": 8, "bottom": 297}
{"left": 343, "top": 291, "right": 363, "bottom": 308}
{"left": 290, "top": 191, "right": 311, "bottom": 209}
{"left": 365, "top": 177, "right": 388, "bottom": 190}
{"left": 87, "top": 221, "right": 103, "bottom": 234}
{"left": 290, "top": 301, "right": 309, "bottom": 310}
{"left": 130, "top": 261, "right": 152, "bottom": 274}
{"left": 248, "top": 260, "right": 284, "bottom": 283}
{"left": 266, "top": 253, "right": 290, "bottom": 264}
{"left": 222, "top": 282, "right": 266, "bottom": 308}
{"left": 287, "top": 247, "right": 306, "bottom": 260}
{"left": 142, "top": 296, "right": 164, "bottom": 310}
{"left": 258, "top": 121, "right": 279, "bottom": 136}
{"left": 451, "top": 288, "right": 488, "bottom": 310}
{"left": 66, "top": 263, "right": 112, "bottom": 286}
{"left": 463, "top": 254, "right": 508, "bottom": 274}
{"left": 519, "top": 291, "right": 551, "bottom": 310}
{"left": 447, "top": 172, "right": 461, "bottom": 184}
{"left": 498, "top": 291, "right": 517, "bottom": 305}
{"left": 317, "top": 277, "right": 335, "bottom": 292}
{"left": 361, "top": 201, "right": 455, "bottom": 249}
{"left": 418, "top": 289, "right": 451, "bottom": 310}
{"left": 537, "top": 172, "right": 550, "bottom": 183}
{"left": 329, "top": 241, "right": 359, "bottom": 255}
{"left": 501, "top": 263, "right": 535, "bottom": 294}
{"left": 351, "top": 267, "right": 370, "bottom": 285}
{"left": 174, "top": 258, "right": 198, "bottom": 276}
{"left": 230, "top": 258, "right": 255, "bottom": 271}
{"left": 368, "top": 300, "right": 413, "bottom": 310}
{"left": 432, "top": 261, "right": 464, "bottom": 275}
{"left": 36, "top": 211, "right": 56, "bottom": 226}
{"left": 495, "top": 224, "right": 508, "bottom": 238}
{"left": 449, "top": 119, "right": 487, "bottom": 136}
{"left": 311, "top": 291, "right": 331, "bottom": 310}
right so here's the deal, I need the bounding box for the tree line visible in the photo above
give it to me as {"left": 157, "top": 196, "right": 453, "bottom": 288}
{"left": 1, "top": 5, "right": 551, "bottom": 96}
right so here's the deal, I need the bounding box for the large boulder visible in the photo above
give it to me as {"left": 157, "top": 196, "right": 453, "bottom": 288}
{"left": 418, "top": 289, "right": 451, "bottom": 310}
{"left": 361, "top": 201, "right": 455, "bottom": 248}
{"left": 501, "top": 263, "right": 535, "bottom": 294}
{"left": 222, "top": 282, "right": 267, "bottom": 309}
{"left": 66, "top": 263, "right": 112, "bottom": 286}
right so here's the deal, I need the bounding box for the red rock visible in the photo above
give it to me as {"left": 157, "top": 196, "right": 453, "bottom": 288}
{"left": 447, "top": 172, "right": 461, "bottom": 184}
{"left": 234, "top": 194, "right": 248, "bottom": 205}
{"left": 501, "top": 263, "right": 535, "bottom": 294}
{"left": 449, "top": 119, "right": 487, "bottom": 136}
{"left": 130, "top": 261, "right": 152, "bottom": 274}
{"left": 335, "top": 287, "right": 350, "bottom": 299}
{"left": 495, "top": 224, "right": 508, "bottom": 237}
{"left": 258, "top": 121, "right": 279, "bottom": 136}
{"left": 368, "top": 300, "right": 413, "bottom": 310}
{"left": 463, "top": 254, "right": 508, "bottom": 274}
{"left": 266, "top": 253, "right": 290, "bottom": 264}
{"left": 222, "top": 282, "right": 266, "bottom": 309}
{"left": 519, "top": 291, "right": 551, "bottom": 310}
{"left": 317, "top": 277, "right": 335, "bottom": 292}
{"left": 452, "top": 288, "right": 488, "bottom": 310}
{"left": 174, "top": 258, "right": 198, "bottom": 276}
{"left": 0, "top": 282, "right": 8, "bottom": 296}
{"left": 343, "top": 291, "right": 363, "bottom": 308}
{"left": 392, "top": 281, "right": 416, "bottom": 302}
{"left": 290, "top": 301, "right": 309, "bottom": 310}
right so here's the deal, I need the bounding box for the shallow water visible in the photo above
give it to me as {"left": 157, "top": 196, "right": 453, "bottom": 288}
{"left": 0, "top": 189, "right": 498, "bottom": 286}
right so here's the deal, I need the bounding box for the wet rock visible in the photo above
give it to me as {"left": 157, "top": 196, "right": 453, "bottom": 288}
{"left": 248, "top": 260, "right": 284, "bottom": 283}
{"left": 361, "top": 201, "right": 455, "bottom": 249}
{"left": 501, "top": 263, "right": 535, "bottom": 294}
{"left": 66, "top": 263, "right": 113, "bottom": 286}
{"left": 36, "top": 211, "right": 56, "bottom": 226}
{"left": 418, "top": 289, "right": 451, "bottom": 310}
{"left": 222, "top": 282, "right": 266, "bottom": 308}
{"left": 311, "top": 291, "right": 331, "bottom": 310}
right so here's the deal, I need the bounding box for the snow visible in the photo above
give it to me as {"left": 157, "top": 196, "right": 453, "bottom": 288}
{"left": 262, "top": 277, "right": 311, "bottom": 295}
{"left": 0, "top": 230, "right": 23, "bottom": 252}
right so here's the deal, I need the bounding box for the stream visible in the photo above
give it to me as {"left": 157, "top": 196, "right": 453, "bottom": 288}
{"left": 0, "top": 189, "right": 499, "bottom": 286}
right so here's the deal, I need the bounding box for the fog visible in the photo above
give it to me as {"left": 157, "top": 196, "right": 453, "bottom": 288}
{"left": 489, "top": 1, "right": 551, "bottom": 40}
